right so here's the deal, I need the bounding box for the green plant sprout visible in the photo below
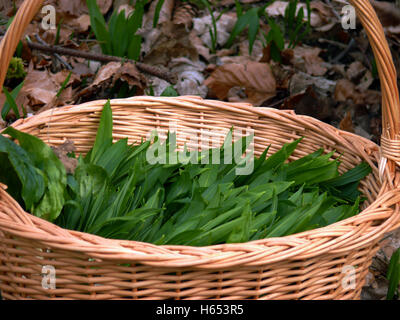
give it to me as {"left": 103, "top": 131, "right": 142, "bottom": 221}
{"left": 86, "top": 0, "right": 147, "bottom": 61}
{"left": 386, "top": 248, "right": 400, "bottom": 300}
{"left": 2, "top": 81, "right": 25, "bottom": 120}
{"left": 264, "top": 0, "right": 311, "bottom": 62}
{"left": 226, "top": 1, "right": 271, "bottom": 55}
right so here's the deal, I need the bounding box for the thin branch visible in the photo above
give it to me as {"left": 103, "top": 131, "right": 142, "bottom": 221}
{"left": 34, "top": 34, "right": 73, "bottom": 70}
{"left": 26, "top": 38, "right": 177, "bottom": 84}
{"left": 331, "top": 38, "right": 356, "bottom": 63}
{"left": 318, "top": 38, "right": 348, "bottom": 49}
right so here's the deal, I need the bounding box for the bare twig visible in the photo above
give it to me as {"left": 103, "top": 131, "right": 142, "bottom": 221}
{"left": 324, "top": 0, "right": 342, "bottom": 21}
{"left": 318, "top": 38, "right": 348, "bottom": 49}
{"left": 26, "top": 37, "right": 176, "bottom": 84}
{"left": 35, "top": 34, "right": 72, "bottom": 70}
{"left": 331, "top": 38, "right": 356, "bottom": 63}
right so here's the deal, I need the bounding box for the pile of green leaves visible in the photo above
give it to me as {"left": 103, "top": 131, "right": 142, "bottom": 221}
{"left": 0, "top": 102, "right": 371, "bottom": 246}
{"left": 225, "top": 1, "right": 270, "bottom": 55}
{"left": 86, "top": 0, "right": 167, "bottom": 61}
{"left": 225, "top": 0, "right": 311, "bottom": 57}
{"left": 86, "top": 0, "right": 146, "bottom": 61}
{"left": 265, "top": 0, "right": 311, "bottom": 62}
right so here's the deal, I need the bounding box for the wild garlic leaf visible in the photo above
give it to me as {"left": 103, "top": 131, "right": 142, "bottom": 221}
{"left": 90, "top": 100, "right": 113, "bottom": 164}
{"left": 3, "top": 127, "right": 66, "bottom": 221}
{"left": 386, "top": 248, "right": 400, "bottom": 300}
{"left": 0, "top": 134, "right": 45, "bottom": 209}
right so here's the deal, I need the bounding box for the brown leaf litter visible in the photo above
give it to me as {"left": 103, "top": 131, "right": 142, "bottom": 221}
{"left": 77, "top": 61, "right": 147, "bottom": 100}
{"left": 204, "top": 61, "right": 276, "bottom": 106}
{"left": 51, "top": 140, "right": 78, "bottom": 174}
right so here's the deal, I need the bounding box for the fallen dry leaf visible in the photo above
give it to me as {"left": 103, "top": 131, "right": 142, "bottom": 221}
{"left": 114, "top": 62, "right": 147, "bottom": 89}
{"left": 269, "top": 63, "right": 292, "bottom": 90}
{"left": 91, "top": 62, "right": 121, "bottom": 87}
{"left": 169, "top": 57, "right": 208, "bottom": 97}
{"left": 147, "top": 76, "right": 171, "bottom": 96}
{"left": 265, "top": 0, "right": 329, "bottom": 28}
{"left": 116, "top": 4, "right": 134, "bottom": 17}
{"left": 289, "top": 71, "right": 336, "bottom": 96}
{"left": 339, "top": 111, "right": 355, "bottom": 133}
{"left": 216, "top": 48, "right": 236, "bottom": 58}
{"left": 343, "top": 61, "right": 374, "bottom": 92}
{"left": 239, "top": 39, "right": 265, "bottom": 61}
{"left": 41, "top": 27, "right": 73, "bottom": 45}
{"left": 149, "top": 0, "right": 175, "bottom": 27}
{"left": 78, "top": 62, "right": 146, "bottom": 100}
{"left": 371, "top": 0, "right": 400, "bottom": 27}
{"left": 265, "top": 1, "right": 291, "bottom": 17}
{"left": 20, "top": 68, "right": 58, "bottom": 106}
{"left": 346, "top": 61, "right": 366, "bottom": 81}
{"left": 290, "top": 46, "right": 328, "bottom": 76}
{"left": 51, "top": 140, "right": 78, "bottom": 174}
{"left": 53, "top": 0, "right": 112, "bottom": 17}
{"left": 204, "top": 61, "right": 276, "bottom": 106}
{"left": 71, "top": 60, "right": 94, "bottom": 76}
{"left": 219, "top": 55, "right": 254, "bottom": 65}
{"left": 70, "top": 14, "right": 91, "bottom": 33}
{"left": 28, "top": 68, "right": 82, "bottom": 113}
{"left": 192, "top": 13, "right": 236, "bottom": 49}
{"left": 310, "top": 0, "right": 336, "bottom": 30}
{"left": 282, "top": 85, "right": 333, "bottom": 121}
{"left": 335, "top": 79, "right": 360, "bottom": 103}
{"left": 219, "top": 0, "right": 261, "bottom": 5}
{"left": 331, "top": 64, "right": 347, "bottom": 78}
{"left": 141, "top": 22, "right": 198, "bottom": 66}
{"left": 334, "top": 78, "right": 381, "bottom": 105}
{"left": 189, "top": 30, "right": 212, "bottom": 61}
{"left": 113, "top": 0, "right": 131, "bottom": 9}
{"left": 173, "top": 1, "right": 197, "bottom": 28}
{"left": 356, "top": 70, "right": 374, "bottom": 92}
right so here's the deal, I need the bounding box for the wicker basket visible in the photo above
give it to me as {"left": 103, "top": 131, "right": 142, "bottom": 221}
{"left": 0, "top": 0, "right": 400, "bottom": 300}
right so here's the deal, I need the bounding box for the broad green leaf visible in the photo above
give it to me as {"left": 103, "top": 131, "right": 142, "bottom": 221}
{"left": 90, "top": 100, "right": 113, "bottom": 163}
{"left": 74, "top": 163, "right": 108, "bottom": 199}
{"left": 188, "top": 215, "right": 246, "bottom": 246}
{"left": 161, "top": 86, "right": 178, "bottom": 97}
{"left": 227, "top": 202, "right": 253, "bottom": 243}
{"left": 2, "top": 81, "right": 24, "bottom": 120}
{"left": 96, "top": 208, "right": 161, "bottom": 239}
{"left": 127, "top": 35, "right": 142, "bottom": 62}
{"left": 3, "top": 127, "right": 66, "bottom": 221}
{"left": 96, "top": 138, "right": 129, "bottom": 178}
{"left": 108, "top": 11, "right": 119, "bottom": 40}
{"left": 198, "top": 165, "right": 219, "bottom": 188}
{"left": 387, "top": 248, "right": 400, "bottom": 300}
{"left": 111, "top": 10, "right": 129, "bottom": 57}
{"left": 165, "top": 229, "right": 203, "bottom": 245}
{"left": 86, "top": 0, "right": 111, "bottom": 53}
{"left": 0, "top": 134, "right": 45, "bottom": 209}
{"left": 247, "top": 10, "right": 259, "bottom": 54}
{"left": 153, "top": 0, "right": 165, "bottom": 27}
{"left": 289, "top": 161, "right": 339, "bottom": 186}
{"left": 129, "top": 0, "right": 145, "bottom": 34}
{"left": 226, "top": 8, "right": 259, "bottom": 48}
{"left": 324, "top": 162, "right": 371, "bottom": 187}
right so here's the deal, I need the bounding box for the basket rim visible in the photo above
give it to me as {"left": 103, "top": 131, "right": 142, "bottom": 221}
{"left": 1, "top": 96, "right": 399, "bottom": 269}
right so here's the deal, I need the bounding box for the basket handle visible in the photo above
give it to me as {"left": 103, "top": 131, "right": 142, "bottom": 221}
{"left": 0, "top": 0, "right": 399, "bottom": 166}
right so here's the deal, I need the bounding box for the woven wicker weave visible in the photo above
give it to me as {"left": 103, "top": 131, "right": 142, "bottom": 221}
{"left": 0, "top": 0, "right": 400, "bottom": 300}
